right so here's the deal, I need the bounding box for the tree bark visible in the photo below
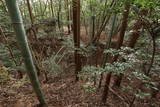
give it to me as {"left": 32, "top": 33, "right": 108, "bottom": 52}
{"left": 26, "top": 0, "right": 38, "bottom": 40}
{"left": 113, "top": 19, "right": 146, "bottom": 87}
{"left": 5, "top": 0, "right": 47, "bottom": 106}
{"left": 101, "top": 3, "right": 131, "bottom": 103}
{"left": 112, "top": 3, "right": 131, "bottom": 87}
{"left": 72, "top": 0, "right": 82, "bottom": 81}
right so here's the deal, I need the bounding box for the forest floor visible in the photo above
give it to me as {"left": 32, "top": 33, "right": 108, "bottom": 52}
{"left": 0, "top": 67, "right": 123, "bottom": 107}
{"left": 0, "top": 64, "right": 159, "bottom": 107}
{"left": 0, "top": 27, "right": 160, "bottom": 107}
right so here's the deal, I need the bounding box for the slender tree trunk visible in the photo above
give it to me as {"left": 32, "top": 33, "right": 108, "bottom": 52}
{"left": 115, "top": 4, "right": 131, "bottom": 49}
{"left": 112, "top": 3, "right": 131, "bottom": 87}
{"left": 26, "top": 0, "right": 34, "bottom": 24}
{"left": 39, "top": 0, "right": 43, "bottom": 19}
{"left": 57, "top": 0, "right": 62, "bottom": 31}
{"left": 101, "top": 3, "right": 131, "bottom": 103}
{"left": 72, "top": 0, "right": 81, "bottom": 81}
{"left": 101, "top": 14, "right": 117, "bottom": 103}
{"left": 41, "top": 0, "right": 49, "bottom": 18}
{"left": 91, "top": 0, "right": 116, "bottom": 44}
{"left": 5, "top": 0, "right": 47, "bottom": 106}
{"left": 66, "top": 0, "right": 71, "bottom": 34}
{"left": 113, "top": 19, "right": 145, "bottom": 87}
{"left": 50, "top": 0, "right": 54, "bottom": 17}
{"left": 26, "top": 0, "right": 38, "bottom": 40}
{"left": 146, "top": 32, "right": 156, "bottom": 75}
{"left": 92, "top": 16, "right": 95, "bottom": 39}
{"left": 98, "top": 14, "right": 117, "bottom": 89}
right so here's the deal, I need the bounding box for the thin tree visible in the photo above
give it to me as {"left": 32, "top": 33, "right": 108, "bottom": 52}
{"left": 5, "top": 0, "right": 47, "bottom": 106}
{"left": 113, "top": 9, "right": 148, "bottom": 87}
{"left": 91, "top": 0, "right": 117, "bottom": 44}
{"left": 72, "top": 0, "right": 81, "bottom": 81}
{"left": 98, "top": 14, "right": 117, "bottom": 89}
{"left": 101, "top": 2, "right": 131, "bottom": 103}
{"left": 38, "top": 0, "right": 43, "bottom": 19}
{"left": 113, "top": 19, "right": 146, "bottom": 87}
{"left": 66, "top": 0, "right": 71, "bottom": 34}
{"left": 26, "top": 0, "right": 38, "bottom": 40}
{"left": 50, "top": 0, "right": 54, "bottom": 17}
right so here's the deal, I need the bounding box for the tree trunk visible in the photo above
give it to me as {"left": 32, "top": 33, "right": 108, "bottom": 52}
{"left": 113, "top": 19, "right": 145, "bottom": 87}
{"left": 101, "top": 3, "right": 131, "bottom": 103}
{"left": 66, "top": 0, "right": 71, "bottom": 34}
{"left": 5, "top": 0, "right": 47, "bottom": 106}
{"left": 72, "top": 0, "right": 82, "bottom": 81}
{"left": 99, "top": 14, "right": 117, "bottom": 89}
{"left": 112, "top": 3, "right": 131, "bottom": 87}
{"left": 91, "top": 0, "right": 116, "bottom": 44}
{"left": 50, "top": 0, "right": 54, "bottom": 17}
{"left": 26, "top": 0, "right": 38, "bottom": 40}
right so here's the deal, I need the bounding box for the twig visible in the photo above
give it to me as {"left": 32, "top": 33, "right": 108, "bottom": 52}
{"left": 109, "top": 87, "right": 130, "bottom": 107}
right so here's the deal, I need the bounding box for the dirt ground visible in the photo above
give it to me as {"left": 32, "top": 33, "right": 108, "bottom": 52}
{"left": 0, "top": 63, "right": 160, "bottom": 107}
